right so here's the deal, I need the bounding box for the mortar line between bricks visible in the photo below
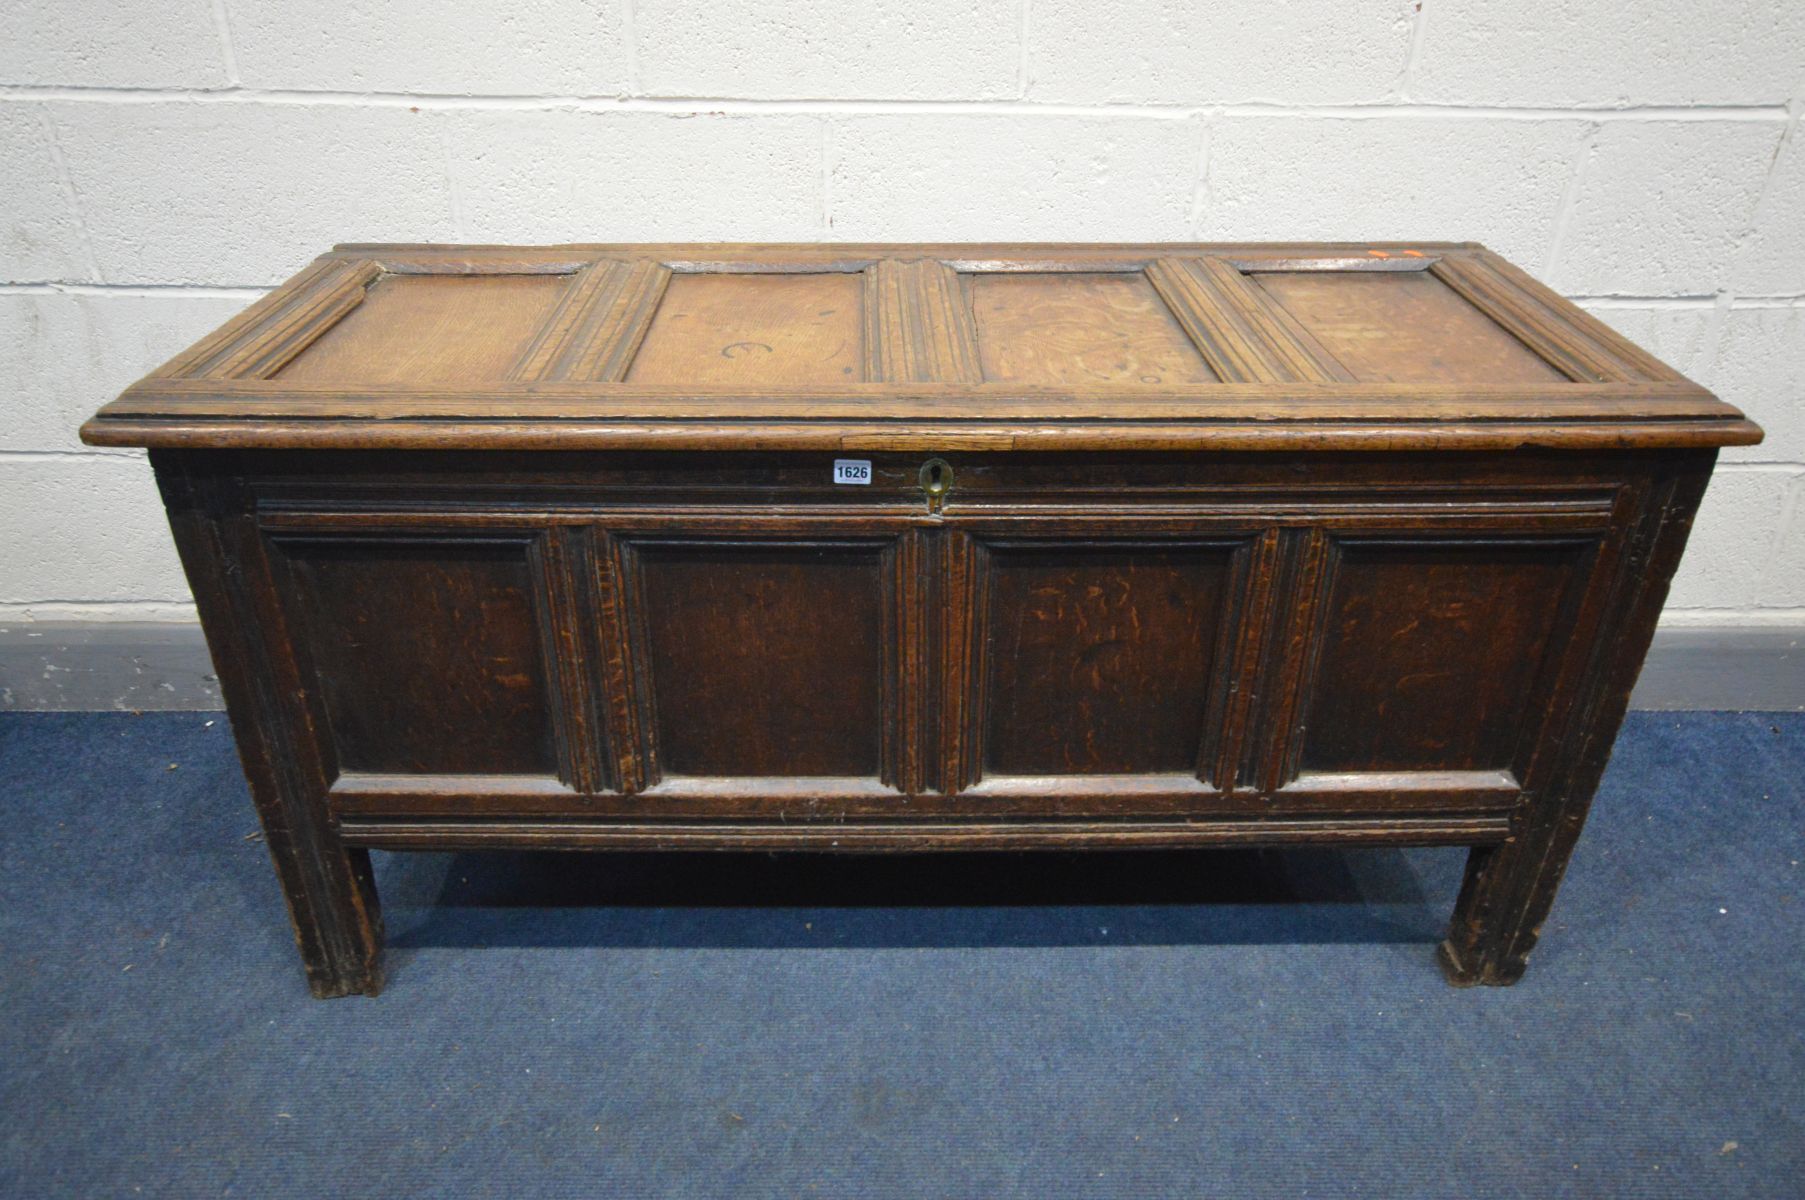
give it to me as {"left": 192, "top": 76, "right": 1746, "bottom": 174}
{"left": 34, "top": 107, "right": 103, "bottom": 284}
{"left": 0, "top": 599, "right": 197, "bottom": 611}
{"left": 1186, "top": 116, "right": 1212, "bottom": 238}
{"left": 0, "top": 449, "right": 145, "bottom": 461}
{"left": 1767, "top": 477, "right": 1805, "bottom": 603}
{"left": 0, "top": 86, "right": 1794, "bottom": 122}
{"left": 0, "top": 283, "right": 271, "bottom": 298}
{"left": 1657, "top": 608, "right": 1805, "bottom": 625}
{"left": 1393, "top": 0, "right": 1431, "bottom": 101}
{"left": 209, "top": 0, "right": 241, "bottom": 88}
{"left": 1724, "top": 100, "right": 1801, "bottom": 286}
{"left": 437, "top": 114, "right": 467, "bottom": 240}
{"left": 1568, "top": 295, "right": 1721, "bottom": 307}
{"left": 0, "top": 601, "right": 201, "bottom": 620}
{"left": 621, "top": 0, "right": 640, "bottom": 97}
{"left": 819, "top": 117, "right": 834, "bottom": 232}
{"left": 1714, "top": 463, "right": 1805, "bottom": 475}
{"left": 1701, "top": 292, "right": 1735, "bottom": 376}
{"left": 1017, "top": 0, "right": 1032, "bottom": 99}
{"left": 1543, "top": 123, "right": 1597, "bottom": 280}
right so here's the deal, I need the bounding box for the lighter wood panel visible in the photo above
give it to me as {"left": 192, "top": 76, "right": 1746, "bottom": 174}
{"left": 276, "top": 273, "right": 571, "bottom": 385}
{"left": 625, "top": 273, "right": 865, "bottom": 385}
{"left": 967, "top": 272, "right": 1218, "bottom": 386}
{"left": 183, "top": 260, "right": 382, "bottom": 380}
{"left": 1253, "top": 270, "right": 1563, "bottom": 384}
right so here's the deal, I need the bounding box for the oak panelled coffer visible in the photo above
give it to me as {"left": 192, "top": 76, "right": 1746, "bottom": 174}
{"left": 81, "top": 242, "right": 1761, "bottom": 998}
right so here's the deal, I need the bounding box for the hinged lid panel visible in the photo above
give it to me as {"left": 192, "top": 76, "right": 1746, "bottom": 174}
{"left": 82, "top": 243, "right": 1761, "bottom": 452}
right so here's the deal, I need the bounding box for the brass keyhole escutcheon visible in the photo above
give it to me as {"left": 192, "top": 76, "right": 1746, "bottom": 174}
{"left": 919, "top": 457, "right": 952, "bottom": 512}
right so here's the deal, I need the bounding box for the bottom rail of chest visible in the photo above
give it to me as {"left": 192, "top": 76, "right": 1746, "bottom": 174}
{"left": 333, "top": 812, "right": 1515, "bottom": 852}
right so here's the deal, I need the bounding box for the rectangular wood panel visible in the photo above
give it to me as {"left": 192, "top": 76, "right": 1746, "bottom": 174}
{"left": 625, "top": 273, "right": 865, "bottom": 385}
{"left": 276, "top": 273, "right": 571, "bottom": 384}
{"left": 630, "top": 540, "right": 890, "bottom": 778}
{"left": 273, "top": 537, "right": 557, "bottom": 777}
{"left": 966, "top": 272, "right": 1218, "bottom": 386}
{"left": 1252, "top": 269, "right": 1564, "bottom": 384}
{"left": 1298, "top": 539, "right": 1589, "bottom": 774}
{"left": 975, "top": 541, "right": 1235, "bottom": 777}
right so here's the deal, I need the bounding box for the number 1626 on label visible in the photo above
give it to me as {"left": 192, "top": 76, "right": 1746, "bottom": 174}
{"left": 832, "top": 459, "right": 873, "bottom": 485}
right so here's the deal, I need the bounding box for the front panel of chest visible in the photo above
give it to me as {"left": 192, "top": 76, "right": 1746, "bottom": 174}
{"left": 205, "top": 450, "right": 1676, "bottom": 827}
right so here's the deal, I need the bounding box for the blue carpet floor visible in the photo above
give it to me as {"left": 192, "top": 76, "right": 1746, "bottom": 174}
{"left": 0, "top": 711, "right": 1800, "bottom": 1198}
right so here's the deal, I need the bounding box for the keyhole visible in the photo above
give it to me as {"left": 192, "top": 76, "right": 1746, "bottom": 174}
{"left": 919, "top": 457, "right": 952, "bottom": 495}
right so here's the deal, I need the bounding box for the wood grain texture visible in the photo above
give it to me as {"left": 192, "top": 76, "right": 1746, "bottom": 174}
{"left": 509, "top": 260, "right": 672, "bottom": 382}
{"left": 1438, "top": 459, "right": 1716, "bottom": 986}
{"left": 629, "top": 538, "right": 892, "bottom": 779}
{"left": 337, "top": 814, "right": 1515, "bottom": 852}
{"left": 83, "top": 242, "right": 1762, "bottom": 454}
{"left": 863, "top": 259, "right": 982, "bottom": 383}
{"left": 966, "top": 271, "right": 1218, "bottom": 386}
{"left": 626, "top": 272, "right": 865, "bottom": 385}
{"left": 975, "top": 540, "right": 1235, "bottom": 776}
{"left": 1252, "top": 269, "right": 1567, "bottom": 385}
{"left": 1145, "top": 257, "right": 1353, "bottom": 383}
{"left": 177, "top": 260, "right": 382, "bottom": 380}
{"left": 102, "top": 242, "right": 1757, "bottom": 996}
{"left": 1297, "top": 538, "right": 1591, "bottom": 773}
{"left": 272, "top": 536, "right": 557, "bottom": 777}
{"left": 145, "top": 446, "right": 1722, "bottom": 992}
{"left": 277, "top": 273, "right": 569, "bottom": 385}
{"left": 153, "top": 456, "right": 384, "bottom": 998}
{"left": 1428, "top": 256, "right": 1638, "bottom": 383}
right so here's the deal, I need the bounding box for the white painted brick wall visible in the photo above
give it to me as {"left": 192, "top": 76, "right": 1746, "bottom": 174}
{"left": 0, "top": 456, "right": 195, "bottom": 610}
{"left": 1733, "top": 126, "right": 1805, "bottom": 295}
{"left": 446, "top": 111, "right": 824, "bottom": 242}
{"left": 0, "top": 107, "right": 92, "bottom": 282}
{"left": 0, "top": 0, "right": 1800, "bottom": 629}
{"left": 1663, "top": 467, "right": 1797, "bottom": 611}
{"left": 0, "top": 291, "right": 252, "bottom": 453}
{"left": 1551, "top": 121, "right": 1785, "bottom": 295}
{"left": 1205, "top": 117, "right": 1587, "bottom": 269}
{"left": 638, "top": 0, "right": 1020, "bottom": 100}
{"left": 51, "top": 103, "right": 457, "bottom": 285}
{"left": 0, "top": 0, "right": 228, "bottom": 89}
{"left": 1025, "top": 0, "right": 1415, "bottom": 105}
{"left": 228, "top": 0, "right": 629, "bottom": 95}
{"left": 1410, "top": 1, "right": 1805, "bottom": 107}
{"left": 827, "top": 115, "right": 1200, "bottom": 240}
{"left": 1708, "top": 306, "right": 1805, "bottom": 464}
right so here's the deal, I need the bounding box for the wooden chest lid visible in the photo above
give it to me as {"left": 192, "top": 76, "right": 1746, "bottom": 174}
{"left": 81, "top": 242, "right": 1760, "bottom": 453}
